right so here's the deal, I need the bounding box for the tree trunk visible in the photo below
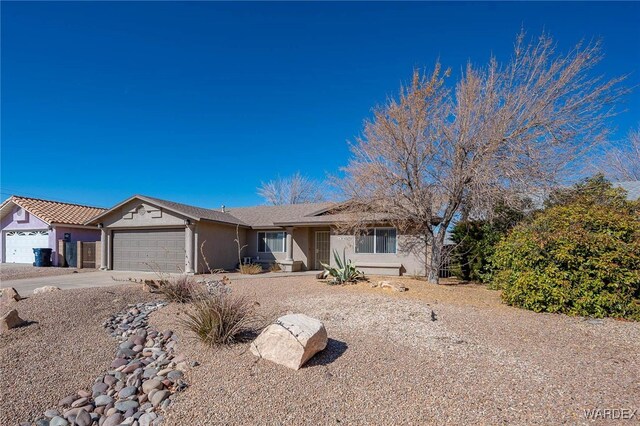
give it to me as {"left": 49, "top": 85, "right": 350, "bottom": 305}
{"left": 426, "top": 230, "right": 446, "bottom": 284}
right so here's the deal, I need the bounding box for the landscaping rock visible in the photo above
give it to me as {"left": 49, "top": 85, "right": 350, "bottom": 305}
{"left": 150, "top": 390, "right": 169, "bottom": 407}
{"left": 115, "top": 400, "right": 139, "bottom": 412}
{"left": 250, "top": 314, "right": 328, "bottom": 370}
{"left": 379, "top": 281, "right": 408, "bottom": 292}
{"left": 142, "top": 379, "right": 163, "bottom": 394}
{"left": 1, "top": 309, "right": 25, "bottom": 332}
{"left": 44, "top": 409, "right": 60, "bottom": 418}
{"left": 0, "top": 287, "right": 22, "bottom": 302}
{"left": 75, "top": 409, "right": 91, "bottom": 426}
{"left": 102, "top": 413, "right": 124, "bottom": 426}
{"left": 92, "top": 382, "right": 109, "bottom": 396}
{"left": 49, "top": 417, "right": 68, "bottom": 426}
{"left": 33, "top": 285, "right": 61, "bottom": 294}
{"left": 118, "top": 385, "right": 138, "bottom": 399}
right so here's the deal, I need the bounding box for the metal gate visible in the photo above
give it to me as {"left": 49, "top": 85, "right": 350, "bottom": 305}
{"left": 315, "top": 231, "right": 330, "bottom": 270}
{"left": 82, "top": 242, "right": 96, "bottom": 269}
{"left": 64, "top": 241, "right": 77, "bottom": 267}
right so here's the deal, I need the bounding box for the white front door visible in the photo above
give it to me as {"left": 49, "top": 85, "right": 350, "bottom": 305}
{"left": 5, "top": 230, "right": 50, "bottom": 263}
{"left": 315, "top": 231, "right": 330, "bottom": 270}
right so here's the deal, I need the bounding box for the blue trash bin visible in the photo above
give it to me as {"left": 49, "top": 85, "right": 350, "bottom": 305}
{"left": 33, "top": 248, "right": 53, "bottom": 267}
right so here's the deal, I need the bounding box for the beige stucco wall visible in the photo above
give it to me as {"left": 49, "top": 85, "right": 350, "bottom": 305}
{"left": 329, "top": 229, "right": 427, "bottom": 276}
{"left": 196, "top": 222, "right": 247, "bottom": 273}
{"left": 100, "top": 200, "right": 187, "bottom": 228}
{"left": 244, "top": 227, "right": 318, "bottom": 270}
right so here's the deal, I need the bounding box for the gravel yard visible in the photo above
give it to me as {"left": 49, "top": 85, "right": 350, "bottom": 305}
{"left": 0, "top": 285, "right": 160, "bottom": 425}
{"left": 0, "top": 264, "right": 92, "bottom": 282}
{"left": 1, "top": 275, "right": 638, "bottom": 425}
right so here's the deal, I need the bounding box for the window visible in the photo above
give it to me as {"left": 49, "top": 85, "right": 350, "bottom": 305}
{"left": 258, "top": 231, "right": 287, "bottom": 253}
{"left": 355, "top": 228, "right": 396, "bottom": 254}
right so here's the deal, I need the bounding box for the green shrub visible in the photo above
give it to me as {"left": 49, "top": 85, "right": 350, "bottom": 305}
{"left": 450, "top": 204, "right": 526, "bottom": 282}
{"left": 488, "top": 177, "right": 640, "bottom": 320}
{"left": 180, "top": 292, "right": 266, "bottom": 346}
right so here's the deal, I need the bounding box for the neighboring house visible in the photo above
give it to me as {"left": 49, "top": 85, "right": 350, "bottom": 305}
{"left": 0, "top": 196, "right": 106, "bottom": 266}
{"left": 87, "top": 195, "right": 427, "bottom": 276}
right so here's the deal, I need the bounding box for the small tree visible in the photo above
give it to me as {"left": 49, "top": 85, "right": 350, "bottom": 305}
{"left": 257, "top": 172, "right": 325, "bottom": 205}
{"left": 600, "top": 127, "right": 640, "bottom": 181}
{"left": 340, "top": 31, "right": 627, "bottom": 283}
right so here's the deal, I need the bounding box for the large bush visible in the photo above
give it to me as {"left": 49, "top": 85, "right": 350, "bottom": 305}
{"left": 450, "top": 205, "right": 526, "bottom": 282}
{"left": 488, "top": 177, "right": 640, "bottom": 320}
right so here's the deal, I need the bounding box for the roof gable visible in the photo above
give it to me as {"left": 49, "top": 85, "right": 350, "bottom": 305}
{"left": 0, "top": 196, "right": 106, "bottom": 226}
{"left": 87, "top": 195, "right": 248, "bottom": 226}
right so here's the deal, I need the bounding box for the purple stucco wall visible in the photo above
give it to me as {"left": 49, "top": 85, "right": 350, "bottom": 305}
{"left": 51, "top": 226, "right": 101, "bottom": 267}
{"left": 1, "top": 207, "right": 49, "bottom": 264}
{"left": 1, "top": 205, "right": 100, "bottom": 265}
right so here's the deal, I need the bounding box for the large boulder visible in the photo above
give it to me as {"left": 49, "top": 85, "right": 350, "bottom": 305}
{"left": 33, "top": 286, "right": 61, "bottom": 294}
{"left": 1, "top": 309, "right": 25, "bottom": 332}
{"left": 250, "top": 314, "right": 327, "bottom": 370}
{"left": 0, "top": 287, "right": 22, "bottom": 303}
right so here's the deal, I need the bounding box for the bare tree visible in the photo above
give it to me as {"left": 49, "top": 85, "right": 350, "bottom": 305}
{"left": 339, "top": 32, "right": 627, "bottom": 284}
{"left": 258, "top": 172, "right": 325, "bottom": 205}
{"left": 600, "top": 127, "right": 640, "bottom": 181}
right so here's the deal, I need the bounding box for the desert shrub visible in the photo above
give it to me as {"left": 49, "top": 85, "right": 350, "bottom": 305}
{"left": 268, "top": 262, "right": 281, "bottom": 272}
{"left": 238, "top": 263, "right": 263, "bottom": 274}
{"left": 321, "top": 249, "right": 365, "bottom": 284}
{"left": 155, "top": 275, "right": 202, "bottom": 303}
{"left": 488, "top": 177, "right": 640, "bottom": 320}
{"left": 180, "top": 292, "right": 266, "bottom": 346}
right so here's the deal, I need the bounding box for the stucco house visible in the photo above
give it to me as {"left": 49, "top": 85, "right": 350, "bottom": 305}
{"left": 0, "top": 196, "right": 105, "bottom": 266}
{"left": 87, "top": 195, "right": 426, "bottom": 276}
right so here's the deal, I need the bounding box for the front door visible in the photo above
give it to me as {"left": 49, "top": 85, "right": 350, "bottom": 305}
{"left": 315, "top": 231, "right": 330, "bottom": 270}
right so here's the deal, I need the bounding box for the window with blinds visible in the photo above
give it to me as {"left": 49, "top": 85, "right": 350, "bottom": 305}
{"left": 258, "top": 231, "right": 286, "bottom": 253}
{"left": 355, "top": 228, "right": 396, "bottom": 254}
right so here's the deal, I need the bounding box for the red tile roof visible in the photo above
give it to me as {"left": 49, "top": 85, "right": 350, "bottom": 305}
{"left": 2, "top": 196, "right": 106, "bottom": 226}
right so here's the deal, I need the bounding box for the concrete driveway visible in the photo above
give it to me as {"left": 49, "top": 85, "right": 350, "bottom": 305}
{"left": 1, "top": 270, "right": 170, "bottom": 295}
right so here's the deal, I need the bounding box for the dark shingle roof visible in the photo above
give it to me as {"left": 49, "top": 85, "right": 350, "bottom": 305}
{"left": 86, "top": 195, "right": 248, "bottom": 226}
{"left": 225, "top": 202, "right": 334, "bottom": 228}
{"left": 140, "top": 195, "right": 248, "bottom": 225}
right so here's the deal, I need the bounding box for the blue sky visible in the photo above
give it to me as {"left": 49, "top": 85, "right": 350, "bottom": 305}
{"left": 2, "top": 2, "right": 639, "bottom": 208}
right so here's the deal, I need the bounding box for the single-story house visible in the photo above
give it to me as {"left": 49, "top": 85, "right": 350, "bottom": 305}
{"left": 86, "top": 195, "right": 427, "bottom": 276}
{"left": 0, "top": 196, "right": 106, "bottom": 266}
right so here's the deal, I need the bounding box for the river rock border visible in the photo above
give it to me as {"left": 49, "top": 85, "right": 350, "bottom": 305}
{"left": 24, "top": 301, "right": 191, "bottom": 426}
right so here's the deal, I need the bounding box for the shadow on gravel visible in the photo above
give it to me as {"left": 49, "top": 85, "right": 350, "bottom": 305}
{"left": 306, "top": 338, "right": 348, "bottom": 367}
{"left": 17, "top": 320, "right": 39, "bottom": 328}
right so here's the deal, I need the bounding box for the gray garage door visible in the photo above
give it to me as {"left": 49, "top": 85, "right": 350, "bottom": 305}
{"left": 112, "top": 229, "right": 185, "bottom": 272}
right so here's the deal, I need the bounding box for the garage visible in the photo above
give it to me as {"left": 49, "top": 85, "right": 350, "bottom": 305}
{"left": 112, "top": 229, "right": 185, "bottom": 272}
{"left": 4, "top": 230, "right": 50, "bottom": 263}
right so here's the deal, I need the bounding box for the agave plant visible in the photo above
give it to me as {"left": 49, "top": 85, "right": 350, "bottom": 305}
{"left": 320, "top": 249, "right": 364, "bottom": 284}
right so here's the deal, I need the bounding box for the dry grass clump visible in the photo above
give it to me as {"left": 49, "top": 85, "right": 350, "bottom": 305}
{"left": 268, "top": 262, "right": 281, "bottom": 272}
{"left": 155, "top": 275, "right": 202, "bottom": 303}
{"left": 238, "top": 263, "right": 263, "bottom": 275}
{"left": 180, "top": 293, "right": 267, "bottom": 346}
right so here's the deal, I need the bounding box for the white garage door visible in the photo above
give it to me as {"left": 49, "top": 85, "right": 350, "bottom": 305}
{"left": 5, "top": 230, "right": 50, "bottom": 263}
{"left": 112, "top": 229, "right": 185, "bottom": 273}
